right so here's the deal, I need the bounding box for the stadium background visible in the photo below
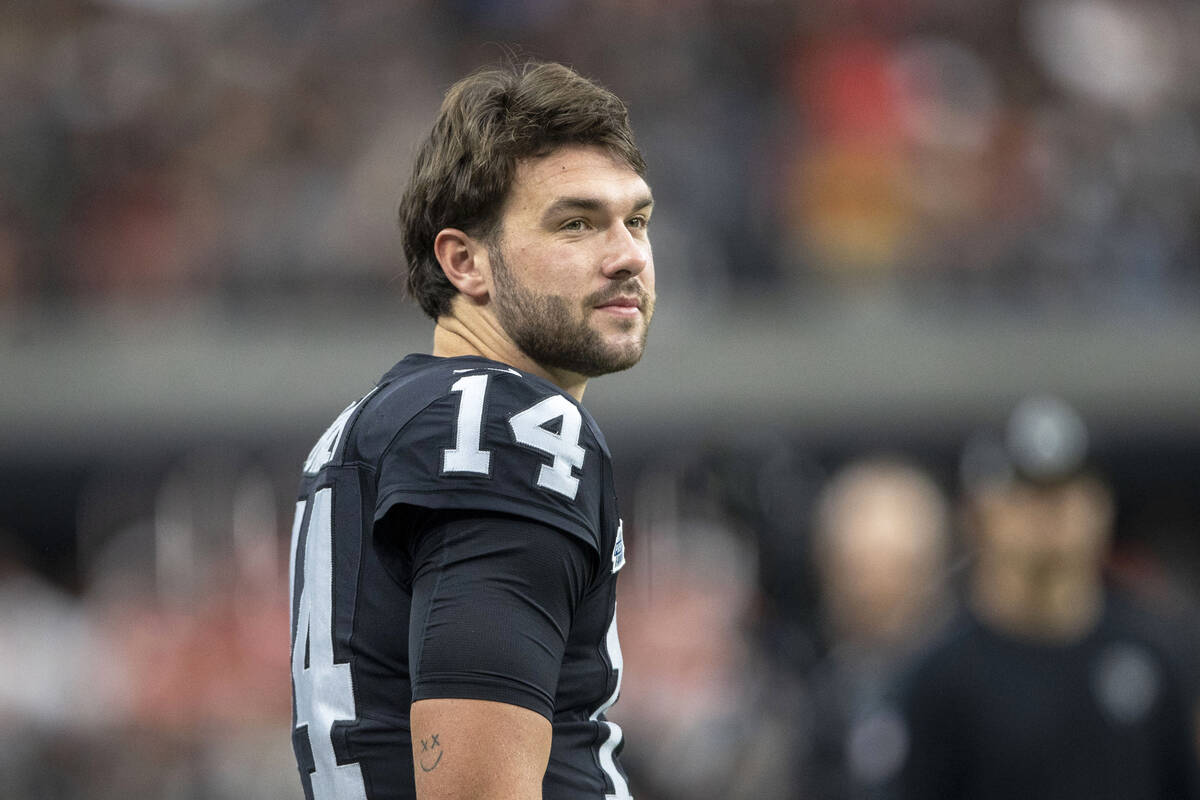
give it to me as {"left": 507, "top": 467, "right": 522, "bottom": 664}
{"left": 2, "top": 0, "right": 1199, "bottom": 797}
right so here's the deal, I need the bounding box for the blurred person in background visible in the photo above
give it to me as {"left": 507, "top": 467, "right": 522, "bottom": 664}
{"left": 894, "top": 396, "right": 1200, "bottom": 800}
{"left": 289, "top": 61, "right": 653, "bottom": 800}
{"left": 614, "top": 457, "right": 800, "bottom": 800}
{"left": 800, "top": 457, "right": 953, "bottom": 800}
{"left": 0, "top": 536, "right": 127, "bottom": 798}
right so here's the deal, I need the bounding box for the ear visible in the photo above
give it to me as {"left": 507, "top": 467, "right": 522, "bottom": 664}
{"left": 434, "top": 228, "right": 490, "bottom": 301}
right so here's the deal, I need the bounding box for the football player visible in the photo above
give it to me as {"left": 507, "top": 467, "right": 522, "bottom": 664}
{"left": 288, "top": 62, "right": 653, "bottom": 800}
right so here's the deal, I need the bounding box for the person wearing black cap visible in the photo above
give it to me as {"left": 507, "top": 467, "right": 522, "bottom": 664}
{"left": 892, "top": 396, "right": 1200, "bottom": 800}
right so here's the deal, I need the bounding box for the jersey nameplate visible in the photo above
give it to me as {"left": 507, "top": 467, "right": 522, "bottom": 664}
{"left": 303, "top": 388, "right": 379, "bottom": 475}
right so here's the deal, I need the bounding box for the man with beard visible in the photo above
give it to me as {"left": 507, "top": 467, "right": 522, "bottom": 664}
{"left": 894, "top": 397, "right": 1199, "bottom": 800}
{"left": 288, "top": 62, "right": 653, "bottom": 800}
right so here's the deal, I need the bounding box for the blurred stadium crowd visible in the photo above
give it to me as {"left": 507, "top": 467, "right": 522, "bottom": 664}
{"left": 3, "top": 0, "right": 1200, "bottom": 797}
{"left": 5, "top": 0, "right": 1200, "bottom": 310}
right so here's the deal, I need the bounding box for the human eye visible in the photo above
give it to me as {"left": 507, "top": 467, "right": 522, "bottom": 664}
{"left": 627, "top": 214, "right": 649, "bottom": 231}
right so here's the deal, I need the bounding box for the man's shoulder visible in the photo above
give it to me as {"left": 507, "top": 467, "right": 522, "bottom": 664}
{"left": 354, "top": 354, "right": 610, "bottom": 462}
{"left": 353, "top": 354, "right": 613, "bottom": 552}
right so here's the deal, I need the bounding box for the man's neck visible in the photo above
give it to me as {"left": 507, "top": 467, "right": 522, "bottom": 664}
{"left": 971, "top": 559, "right": 1104, "bottom": 642}
{"left": 432, "top": 314, "right": 588, "bottom": 401}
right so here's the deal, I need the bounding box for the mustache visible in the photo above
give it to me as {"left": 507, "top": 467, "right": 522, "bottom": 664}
{"left": 586, "top": 280, "right": 653, "bottom": 308}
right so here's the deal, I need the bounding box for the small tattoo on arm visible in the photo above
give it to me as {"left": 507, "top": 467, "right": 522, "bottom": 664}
{"left": 419, "top": 733, "right": 444, "bottom": 772}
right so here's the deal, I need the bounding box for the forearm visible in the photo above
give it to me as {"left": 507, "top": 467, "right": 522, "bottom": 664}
{"left": 412, "top": 698, "right": 550, "bottom": 800}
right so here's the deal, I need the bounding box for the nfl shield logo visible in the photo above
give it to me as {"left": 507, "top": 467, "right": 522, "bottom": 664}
{"left": 612, "top": 520, "right": 626, "bottom": 574}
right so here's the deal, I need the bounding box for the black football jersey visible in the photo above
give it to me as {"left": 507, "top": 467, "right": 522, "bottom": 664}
{"left": 289, "top": 354, "right": 632, "bottom": 800}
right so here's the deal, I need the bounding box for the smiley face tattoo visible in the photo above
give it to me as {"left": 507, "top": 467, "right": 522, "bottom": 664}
{"left": 418, "top": 733, "right": 443, "bottom": 772}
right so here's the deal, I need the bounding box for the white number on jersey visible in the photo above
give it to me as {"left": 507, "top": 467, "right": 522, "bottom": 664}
{"left": 509, "top": 394, "right": 586, "bottom": 500}
{"left": 290, "top": 489, "right": 368, "bottom": 800}
{"left": 442, "top": 374, "right": 586, "bottom": 500}
{"left": 442, "top": 374, "right": 492, "bottom": 475}
{"left": 589, "top": 609, "right": 631, "bottom": 799}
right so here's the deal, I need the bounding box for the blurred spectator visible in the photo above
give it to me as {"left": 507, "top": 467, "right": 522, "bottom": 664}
{"left": 0, "top": 536, "right": 126, "bottom": 726}
{"left": 3, "top": 448, "right": 298, "bottom": 798}
{"left": 812, "top": 457, "right": 951, "bottom": 647}
{"left": 800, "top": 456, "right": 952, "bottom": 799}
{"left": 894, "top": 396, "right": 1200, "bottom": 800}
{"left": 0, "top": 534, "right": 128, "bottom": 797}
{"left": 613, "top": 462, "right": 798, "bottom": 800}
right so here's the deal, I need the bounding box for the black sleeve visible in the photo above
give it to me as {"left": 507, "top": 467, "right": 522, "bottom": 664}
{"left": 406, "top": 510, "right": 594, "bottom": 721}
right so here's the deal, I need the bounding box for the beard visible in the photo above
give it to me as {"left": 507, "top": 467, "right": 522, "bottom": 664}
{"left": 489, "top": 243, "right": 653, "bottom": 377}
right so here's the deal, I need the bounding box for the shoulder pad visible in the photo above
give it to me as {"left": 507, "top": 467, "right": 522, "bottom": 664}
{"left": 368, "top": 360, "right": 608, "bottom": 554}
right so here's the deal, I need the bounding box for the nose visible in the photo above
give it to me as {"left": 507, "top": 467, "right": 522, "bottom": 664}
{"left": 601, "top": 223, "right": 650, "bottom": 280}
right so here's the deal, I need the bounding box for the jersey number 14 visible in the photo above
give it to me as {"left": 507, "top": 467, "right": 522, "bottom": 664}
{"left": 442, "top": 373, "right": 586, "bottom": 500}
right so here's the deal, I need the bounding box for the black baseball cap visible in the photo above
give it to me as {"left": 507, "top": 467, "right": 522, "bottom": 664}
{"left": 961, "top": 395, "right": 1091, "bottom": 490}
